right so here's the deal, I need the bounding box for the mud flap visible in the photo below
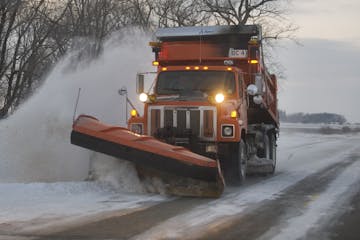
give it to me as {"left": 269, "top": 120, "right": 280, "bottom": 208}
{"left": 71, "top": 115, "right": 225, "bottom": 198}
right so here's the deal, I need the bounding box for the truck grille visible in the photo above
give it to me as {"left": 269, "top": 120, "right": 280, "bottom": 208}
{"left": 148, "top": 106, "right": 217, "bottom": 140}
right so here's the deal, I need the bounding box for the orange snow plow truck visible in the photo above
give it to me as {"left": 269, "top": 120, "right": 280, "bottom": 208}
{"left": 71, "top": 25, "right": 279, "bottom": 198}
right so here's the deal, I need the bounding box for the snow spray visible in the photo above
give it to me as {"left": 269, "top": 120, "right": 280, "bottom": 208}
{"left": 0, "top": 30, "right": 153, "bottom": 193}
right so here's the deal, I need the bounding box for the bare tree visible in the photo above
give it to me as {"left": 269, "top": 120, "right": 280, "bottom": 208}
{"left": 202, "top": 0, "right": 297, "bottom": 40}
{"left": 0, "top": 0, "right": 297, "bottom": 118}
{"left": 0, "top": 0, "right": 68, "bottom": 118}
{"left": 58, "top": 0, "right": 115, "bottom": 56}
{"left": 54, "top": 0, "right": 155, "bottom": 57}
{"left": 153, "top": 0, "right": 210, "bottom": 27}
{"left": 200, "top": 0, "right": 297, "bottom": 77}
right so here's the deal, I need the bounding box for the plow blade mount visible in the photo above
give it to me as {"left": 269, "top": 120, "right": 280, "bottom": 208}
{"left": 71, "top": 115, "right": 224, "bottom": 198}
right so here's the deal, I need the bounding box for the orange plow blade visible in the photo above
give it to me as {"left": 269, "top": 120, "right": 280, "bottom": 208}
{"left": 71, "top": 115, "right": 225, "bottom": 197}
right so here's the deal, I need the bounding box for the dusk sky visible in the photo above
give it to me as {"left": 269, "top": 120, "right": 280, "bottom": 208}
{"left": 277, "top": 0, "right": 360, "bottom": 122}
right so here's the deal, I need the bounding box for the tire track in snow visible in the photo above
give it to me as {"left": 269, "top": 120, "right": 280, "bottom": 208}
{"left": 36, "top": 198, "right": 210, "bottom": 240}
{"left": 263, "top": 153, "right": 360, "bottom": 240}
{"left": 197, "top": 153, "right": 359, "bottom": 240}
{"left": 321, "top": 179, "right": 360, "bottom": 240}
{"left": 129, "top": 140, "right": 360, "bottom": 240}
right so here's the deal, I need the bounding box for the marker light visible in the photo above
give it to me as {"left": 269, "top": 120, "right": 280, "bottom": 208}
{"left": 139, "top": 93, "right": 148, "bottom": 102}
{"left": 130, "top": 109, "right": 137, "bottom": 117}
{"left": 227, "top": 67, "right": 232, "bottom": 71}
{"left": 162, "top": 67, "right": 167, "bottom": 71}
{"left": 149, "top": 42, "right": 161, "bottom": 47}
{"left": 250, "top": 59, "right": 258, "bottom": 64}
{"left": 149, "top": 94, "right": 157, "bottom": 102}
{"left": 194, "top": 66, "right": 200, "bottom": 70}
{"left": 152, "top": 61, "right": 159, "bottom": 66}
{"left": 248, "top": 38, "right": 258, "bottom": 45}
{"left": 231, "top": 110, "right": 237, "bottom": 118}
{"left": 215, "top": 93, "right": 225, "bottom": 103}
{"left": 203, "top": 66, "right": 209, "bottom": 70}
{"left": 185, "top": 66, "right": 191, "bottom": 70}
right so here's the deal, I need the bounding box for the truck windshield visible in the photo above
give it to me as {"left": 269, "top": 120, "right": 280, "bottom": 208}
{"left": 156, "top": 71, "right": 235, "bottom": 96}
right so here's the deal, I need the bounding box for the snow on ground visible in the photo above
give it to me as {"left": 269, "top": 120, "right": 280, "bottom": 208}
{"left": 0, "top": 181, "right": 166, "bottom": 234}
{"left": 267, "top": 159, "right": 360, "bottom": 240}
{"left": 2, "top": 128, "right": 354, "bottom": 236}
{"left": 0, "top": 126, "right": 359, "bottom": 237}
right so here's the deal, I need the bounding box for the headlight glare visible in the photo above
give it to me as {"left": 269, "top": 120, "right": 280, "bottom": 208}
{"left": 139, "top": 93, "right": 148, "bottom": 102}
{"left": 215, "top": 93, "right": 225, "bottom": 103}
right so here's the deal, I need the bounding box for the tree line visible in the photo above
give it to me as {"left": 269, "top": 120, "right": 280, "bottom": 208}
{"left": 0, "top": 0, "right": 296, "bottom": 118}
{"left": 279, "top": 110, "right": 347, "bottom": 124}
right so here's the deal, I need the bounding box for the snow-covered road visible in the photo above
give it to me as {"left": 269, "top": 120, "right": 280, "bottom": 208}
{"left": 1, "top": 129, "right": 359, "bottom": 240}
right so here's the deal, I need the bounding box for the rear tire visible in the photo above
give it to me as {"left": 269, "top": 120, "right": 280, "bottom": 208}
{"left": 269, "top": 133, "right": 277, "bottom": 174}
{"left": 257, "top": 132, "right": 276, "bottom": 175}
{"left": 258, "top": 134, "right": 270, "bottom": 159}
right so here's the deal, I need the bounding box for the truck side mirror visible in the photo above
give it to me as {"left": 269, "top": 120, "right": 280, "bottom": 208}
{"left": 136, "top": 74, "right": 145, "bottom": 94}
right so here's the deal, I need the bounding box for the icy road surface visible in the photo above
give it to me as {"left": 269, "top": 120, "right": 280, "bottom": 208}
{"left": 1, "top": 130, "right": 360, "bottom": 240}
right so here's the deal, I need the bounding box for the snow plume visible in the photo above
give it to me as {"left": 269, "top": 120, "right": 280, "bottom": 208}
{"left": 0, "top": 29, "right": 153, "bottom": 193}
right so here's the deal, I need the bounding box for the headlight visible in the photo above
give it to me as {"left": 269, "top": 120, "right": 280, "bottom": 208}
{"left": 139, "top": 93, "right": 148, "bottom": 102}
{"left": 222, "top": 125, "right": 234, "bottom": 138}
{"left": 215, "top": 93, "right": 224, "bottom": 103}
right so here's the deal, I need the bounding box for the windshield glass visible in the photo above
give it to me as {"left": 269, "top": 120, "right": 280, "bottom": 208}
{"left": 156, "top": 71, "right": 235, "bottom": 96}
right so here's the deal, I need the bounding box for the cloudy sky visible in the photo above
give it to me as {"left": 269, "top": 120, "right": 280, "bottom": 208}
{"left": 277, "top": 0, "right": 360, "bottom": 122}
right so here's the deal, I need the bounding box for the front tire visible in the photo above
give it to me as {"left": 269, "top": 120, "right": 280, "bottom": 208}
{"left": 227, "top": 140, "right": 247, "bottom": 185}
